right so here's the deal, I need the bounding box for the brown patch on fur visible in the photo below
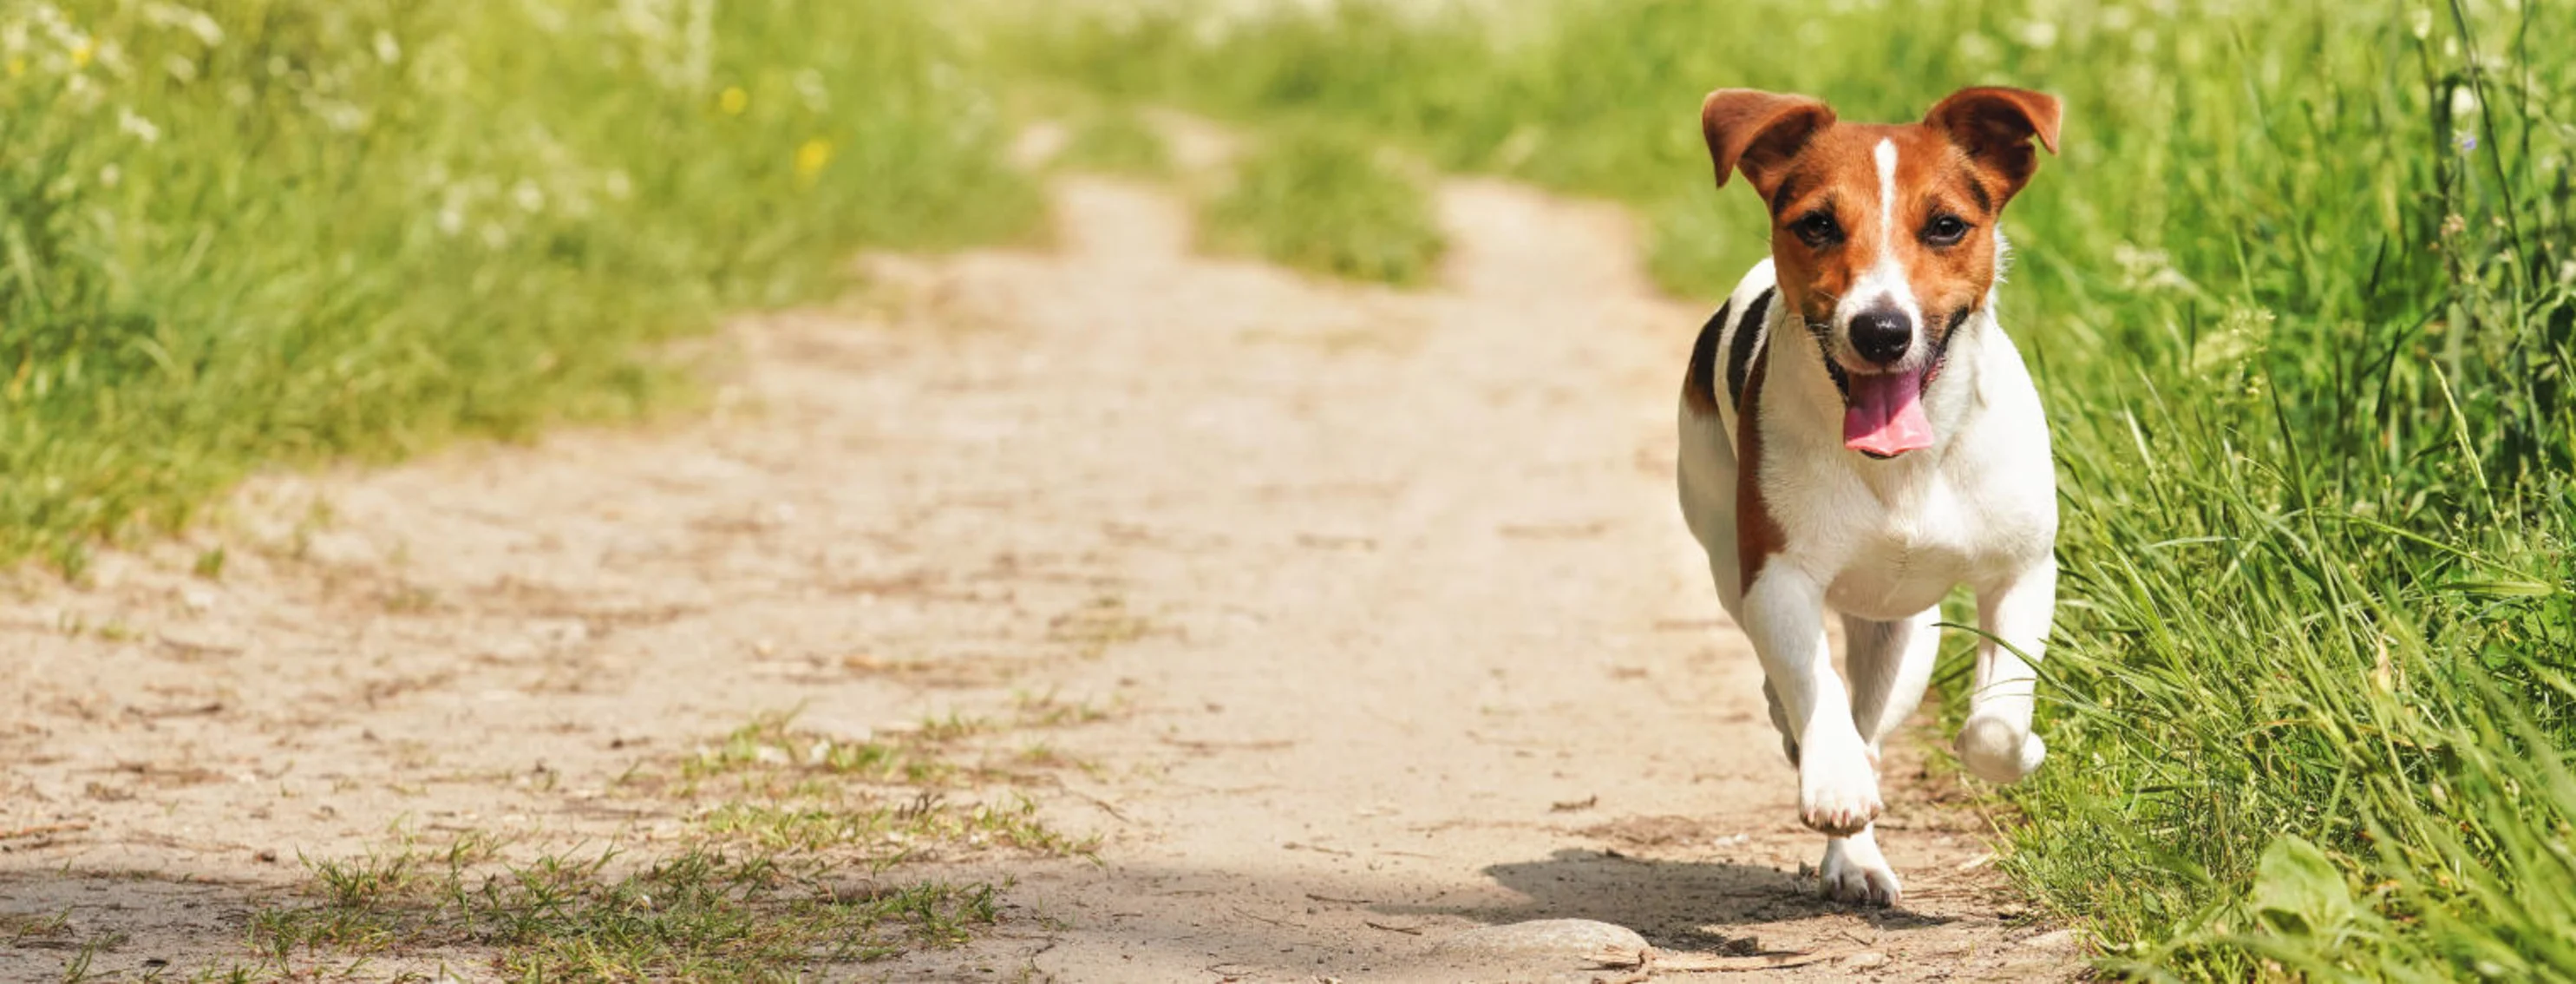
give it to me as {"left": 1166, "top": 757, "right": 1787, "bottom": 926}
{"left": 1734, "top": 353, "right": 1787, "bottom": 588}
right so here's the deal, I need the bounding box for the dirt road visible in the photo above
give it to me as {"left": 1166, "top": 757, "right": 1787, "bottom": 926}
{"left": 0, "top": 173, "right": 2076, "bottom": 981}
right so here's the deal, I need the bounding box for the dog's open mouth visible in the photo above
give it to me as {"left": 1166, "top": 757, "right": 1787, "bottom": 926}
{"left": 1842, "top": 368, "right": 1933, "bottom": 458}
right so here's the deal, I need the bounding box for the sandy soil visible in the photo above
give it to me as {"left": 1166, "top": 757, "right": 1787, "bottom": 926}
{"left": 0, "top": 173, "right": 2077, "bottom": 981}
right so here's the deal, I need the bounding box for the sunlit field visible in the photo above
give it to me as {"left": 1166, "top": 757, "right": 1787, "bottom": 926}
{"left": 6, "top": 0, "right": 2571, "bottom": 979}
{"left": 0, "top": 0, "right": 1031, "bottom": 567}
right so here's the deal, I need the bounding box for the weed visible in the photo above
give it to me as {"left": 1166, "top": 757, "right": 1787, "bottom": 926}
{"left": 252, "top": 842, "right": 1005, "bottom": 981}
{"left": 192, "top": 547, "right": 226, "bottom": 581}
{"left": 248, "top": 706, "right": 1101, "bottom": 977}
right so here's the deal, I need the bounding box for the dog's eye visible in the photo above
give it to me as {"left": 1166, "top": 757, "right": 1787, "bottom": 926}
{"left": 1922, "top": 214, "right": 1971, "bottom": 246}
{"left": 1790, "top": 212, "right": 1843, "bottom": 248}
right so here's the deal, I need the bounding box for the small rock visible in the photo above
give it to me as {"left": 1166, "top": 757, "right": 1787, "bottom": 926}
{"left": 1845, "top": 951, "right": 1889, "bottom": 969}
{"left": 1433, "top": 919, "right": 1647, "bottom": 960}
{"left": 2021, "top": 928, "right": 2079, "bottom": 951}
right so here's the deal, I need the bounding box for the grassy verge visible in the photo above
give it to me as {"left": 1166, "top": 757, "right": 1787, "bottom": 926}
{"left": 237, "top": 704, "right": 1103, "bottom": 980}
{"left": 1053, "top": 107, "right": 1178, "bottom": 178}
{"left": 0, "top": 0, "right": 1034, "bottom": 569}
{"left": 1201, "top": 125, "right": 1446, "bottom": 285}
{"left": 1008, "top": 1, "right": 2576, "bottom": 979}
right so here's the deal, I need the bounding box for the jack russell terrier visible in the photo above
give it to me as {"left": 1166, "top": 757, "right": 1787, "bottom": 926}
{"left": 1676, "top": 86, "right": 2063, "bottom": 907}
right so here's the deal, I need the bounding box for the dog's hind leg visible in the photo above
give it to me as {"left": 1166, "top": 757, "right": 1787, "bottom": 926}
{"left": 1762, "top": 679, "right": 1798, "bottom": 765}
{"left": 1842, "top": 609, "right": 1941, "bottom": 758}
{"left": 1958, "top": 560, "right": 2055, "bottom": 783}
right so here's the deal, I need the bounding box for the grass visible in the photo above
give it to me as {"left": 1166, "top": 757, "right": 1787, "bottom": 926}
{"left": 1200, "top": 125, "right": 1446, "bottom": 285}
{"left": 238, "top": 706, "right": 1103, "bottom": 980}
{"left": 0, "top": 0, "right": 1035, "bottom": 567}
{"left": 1054, "top": 107, "right": 1177, "bottom": 178}
{"left": 1005, "top": 0, "right": 2576, "bottom": 979}
{"left": 246, "top": 838, "right": 1007, "bottom": 981}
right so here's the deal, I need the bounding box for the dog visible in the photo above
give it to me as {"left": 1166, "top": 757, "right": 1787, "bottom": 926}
{"left": 1675, "top": 86, "right": 2063, "bottom": 907}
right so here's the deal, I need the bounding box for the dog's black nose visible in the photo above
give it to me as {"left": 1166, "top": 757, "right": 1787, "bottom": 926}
{"left": 1848, "top": 309, "right": 1913, "bottom": 365}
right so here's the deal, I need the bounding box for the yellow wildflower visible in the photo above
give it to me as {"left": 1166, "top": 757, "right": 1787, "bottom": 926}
{"left": 719, "top": 86, "right": 748, "bottom": 115}
{"left": 794, "top": 139, "right": 833, "bottom": 180}
{"left": 71, "top": 42, "right": 94, "bottom": 69}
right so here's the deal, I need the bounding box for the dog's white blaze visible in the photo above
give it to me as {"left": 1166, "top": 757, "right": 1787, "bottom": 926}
{"left": 1832, "top": 138, "right": 1923, "bottom": 366}
{"left": 1874, "top": 139, "right": 1899, "bottom": 242}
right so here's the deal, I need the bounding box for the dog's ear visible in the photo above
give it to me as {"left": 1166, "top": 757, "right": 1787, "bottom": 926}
{"left": 1924, "top": 87, "right": 2062, "bottom": 202}
{"left": 1701, "top": 89, "right": 1834, "bottom": 198}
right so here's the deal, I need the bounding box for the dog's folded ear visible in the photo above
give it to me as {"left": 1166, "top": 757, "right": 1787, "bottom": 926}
{"left": 1925, "top": 87, "right": 2063, "bottom": 200}
{"left": 1701, "top": 89, "right": 1834, "bottom": 197}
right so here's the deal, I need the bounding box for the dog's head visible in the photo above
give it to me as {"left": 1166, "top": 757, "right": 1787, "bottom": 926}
{"left": 1701, "top": 86, "right": 2060, "bottom": 458}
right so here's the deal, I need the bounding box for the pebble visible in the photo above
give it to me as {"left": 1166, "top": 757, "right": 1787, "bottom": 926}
{"left": 1432, "top": 918, "right": 1647, "bottom": 960}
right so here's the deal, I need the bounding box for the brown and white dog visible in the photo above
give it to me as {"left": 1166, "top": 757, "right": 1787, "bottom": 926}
{"left": 1675, "top": 87, "right": 2063, "bottom": 906}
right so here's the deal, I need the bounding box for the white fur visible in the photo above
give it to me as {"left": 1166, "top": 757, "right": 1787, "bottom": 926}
{"left": 1675, "top": 237, "right": 2057, "bottom": 908}
{"left": 1830, "top": 139, "right": 1925, "bottom": 367}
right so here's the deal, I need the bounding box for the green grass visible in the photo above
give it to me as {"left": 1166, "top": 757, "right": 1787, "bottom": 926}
{"left": 1008, "top": 1, "right": 2576, "bottom": 979}
{"left": 1054, "top": 108, "right": 1177, "bottom": 177}
{"left": 0, "top": 0, "right": 1034, "bottom": 567}
{"left": 239, "top": 708, "right": 1102, "bottom": 980}
{"left": 1201, "top": 125, "right": 1446, "bottom": 285}
{"left": 247, "top": 838, "right": 1007, "bottom": 981}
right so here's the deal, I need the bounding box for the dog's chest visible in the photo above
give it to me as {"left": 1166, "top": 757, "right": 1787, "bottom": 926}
{"left": 1777, "top": 458, "right": 2022, "bottom": 619}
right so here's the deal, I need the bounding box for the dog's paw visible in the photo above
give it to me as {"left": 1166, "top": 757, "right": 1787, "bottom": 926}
{"left": 1819, "top": 836, "right": 1902, "bottom": 907}
{"left": 1797, "top": 745, "right": 1882, "bottom": 836}
{"left": 1956, "top": 714, "right": 2046, "bottom": 784}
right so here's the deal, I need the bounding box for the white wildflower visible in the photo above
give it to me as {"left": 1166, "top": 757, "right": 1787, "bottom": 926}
{"left": 142, "top": 3, "right": 226, "bottom": 47}
{"left": 1958, "top": 31, "right": 1999, "bottom": 64}
{"left": 118, "top": 107, "right": 160, "bottom": 144}
{"left": 794, "top": 68, "right": 829, "bottom": 112}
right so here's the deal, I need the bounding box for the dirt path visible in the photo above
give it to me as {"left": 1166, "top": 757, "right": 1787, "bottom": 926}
{"left": 0, "top": 174, "right": 2076, "bottom": 981}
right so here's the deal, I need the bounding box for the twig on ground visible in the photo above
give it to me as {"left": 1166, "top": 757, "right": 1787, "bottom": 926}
{"left": 0, "top": 822, "right": 90, "bottom": 841}
{"left": 1585, "top": 943, "right": 1849, "bottom": 974}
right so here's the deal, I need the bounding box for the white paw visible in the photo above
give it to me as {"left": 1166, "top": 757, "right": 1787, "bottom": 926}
{"left": 1819, "top": 836, "right": 1902, "bottom": 907}
{"left": 1956, "top": 714, "right": 2046, "bottom": 784}
{"left": 1797, "top": 743, "right": 1882, "bottom": 836}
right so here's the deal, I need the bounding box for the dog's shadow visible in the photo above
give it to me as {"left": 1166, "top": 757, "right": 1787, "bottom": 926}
{"left": 1385, "top": 847, "right": 1954, "bottom": 951}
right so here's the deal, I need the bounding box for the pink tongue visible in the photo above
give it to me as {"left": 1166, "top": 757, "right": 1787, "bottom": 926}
{"left": 1843, "top": 369, "right": 1933, "bottom": 456}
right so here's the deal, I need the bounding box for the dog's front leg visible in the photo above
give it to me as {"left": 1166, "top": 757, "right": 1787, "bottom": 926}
{"left": 1739, "top": 568, "right": 1880, "bottom": 835}
{"left": 1958, "top": 559, "right": 2054, "bottom": 783}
